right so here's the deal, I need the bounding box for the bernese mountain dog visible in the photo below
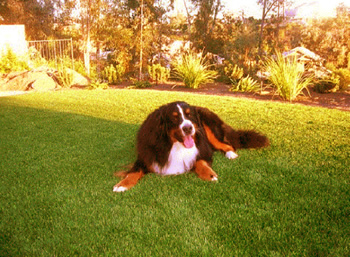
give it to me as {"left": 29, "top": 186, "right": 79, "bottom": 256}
{"left": 113, "top": 101, "right": 269, "bottom": 192}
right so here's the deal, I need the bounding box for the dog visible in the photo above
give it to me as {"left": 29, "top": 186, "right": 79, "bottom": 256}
{"left": 113, "top": 101, "right": 269, "bottom": 192}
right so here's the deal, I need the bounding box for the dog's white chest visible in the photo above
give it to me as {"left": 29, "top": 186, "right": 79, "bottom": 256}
{"left": 152, "top": 142, "right": 199, "bottom": 175}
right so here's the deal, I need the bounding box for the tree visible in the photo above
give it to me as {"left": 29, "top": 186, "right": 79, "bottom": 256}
{"left": 0, "top": 0, "right": 55, "bottom": 39}
{"left": 191, "top": 0, "right": 223, "bottom": 53}
{"left": 301, "top": 15, "right": 350, "bottom": 68}
{"left": 258, "top": 0, "right": 290, "bottom": 55}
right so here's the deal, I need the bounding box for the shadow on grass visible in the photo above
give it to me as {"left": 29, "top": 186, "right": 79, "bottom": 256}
{"left": 0, "top": 103, "right": 142, "bottom": 255}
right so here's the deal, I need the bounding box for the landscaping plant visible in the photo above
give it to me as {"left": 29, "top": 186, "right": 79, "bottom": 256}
{"left": 57, "top": 67, "right": 73, "bottom": 88}
{"left": 0, "top": 47, "right": 29, "bottom": 73}
{"left": 224, "top": 63, "right": 244, "bottom": 84}
{"left": 129, "top": 79, "right": 152, "bottom": 88}
{"left": 101, "top": 64, "right": 125, "bottom": 84}
{"left": 173, "top": 51, "right": 217, "bottom": 88}
{"left": 230, "top": 75, "right": 260, "bottom": 93}
{"left": 148, "top": 64, "right": 170, "bottom": 84}
{"left": 264, "top": 52, "right": 313, "bottom": 102}
{"left": 313, "top": 73, "right": 340, "bottom": 93}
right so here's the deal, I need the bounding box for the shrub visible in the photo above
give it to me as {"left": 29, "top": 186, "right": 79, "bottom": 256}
{"left": 128, "top": 80, "right": 152, "bottom": 89}
{"left": 333, "top": 68, "right": 350, "bottom": 91}
{"left": 313, "top": 73, "right": 339, "bottom": 93}
{"left": 264, "top": 52, "right": 313, "bottom": 102}
{"left": 173, "top": 52, "right": 217, "bottom": 89}
{"left": 148, "top": 64, "right": 170, "bottom": 83}
{"left": 102, "top": 64, "right": 125, "bottom": 84}
{"left": 0, "top": 47, "right": 29, "bottom": 73}
{"left": 224, "top": 63, "right": 244, "bottom": 84}
{"left": 57, "top": 67, "right": 73, "bottom": 88}
{"left": 230, "top": 76, "right": 260, "bottom": 93}
{"left": 89, "top": 80, "right": 109, "bottom": 90}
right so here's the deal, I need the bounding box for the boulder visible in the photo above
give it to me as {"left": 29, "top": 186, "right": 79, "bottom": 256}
{"left": 66, "top": 68, "right": 90, "bottom": 86}
{"left": 0, "top": 67, "right": 89, "bottom": 92}
{"left": 0, "top": 70, "right": 57, "bottom": 91}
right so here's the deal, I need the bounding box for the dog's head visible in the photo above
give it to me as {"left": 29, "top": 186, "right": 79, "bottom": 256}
{"left": 162, "top": 101, "right": 197, "bottom": 148}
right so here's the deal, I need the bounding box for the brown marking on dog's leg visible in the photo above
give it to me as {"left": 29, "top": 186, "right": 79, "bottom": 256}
{"left": 113, "top": 170, "right": 144, "bottom": 192}
{"left": 203, "top": 125, "right": 234, "bottom": 152}
{"left": 203, "top": 125, "right": 238, "bottom": 159}
{"left": 194, "top": 160, "right": 218, "bottom": 181}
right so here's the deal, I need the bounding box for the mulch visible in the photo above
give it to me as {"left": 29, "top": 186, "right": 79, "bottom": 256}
{"left": 110, "top": 82, "right": 350, "bottom": 112}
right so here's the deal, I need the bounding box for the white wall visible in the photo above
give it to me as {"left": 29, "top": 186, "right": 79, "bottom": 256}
{"left": 0, "top": 25, "right": 27, "bottom": 56}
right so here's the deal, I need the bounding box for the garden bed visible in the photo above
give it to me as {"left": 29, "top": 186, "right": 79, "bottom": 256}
{"left": 110, "top": 82, "right": 350, "bottom": 112}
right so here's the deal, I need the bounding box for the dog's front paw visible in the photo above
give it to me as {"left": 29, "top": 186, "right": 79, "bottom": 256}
{"left": 225, "top": 151, "right": 238, "bottom": 160}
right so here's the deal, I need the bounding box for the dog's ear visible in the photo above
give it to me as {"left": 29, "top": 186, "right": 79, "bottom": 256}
{"left": 195, "top": 106, "right": 224, "bottom": 128}
{"left": 137, "top": 105, "right": 167, "bottom": 147}
{"left": 194, "top": 106, "right": 227, "bottom": 141}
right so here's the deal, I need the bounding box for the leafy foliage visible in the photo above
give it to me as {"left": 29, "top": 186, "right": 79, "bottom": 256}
{"left": 224, "top": 63, "right": 244, "bottom": 84}
{"left": 301, "top": 15, "right": 350, "bottom": 68}
{"left": 57, "top": 67, "right": 73, "bottom": 88}
{"left": 0, "top": 0, "right": 55, "bottom": 39}
{"left": 89, "top": 81, "right": 109, "bottom": 90}
{"left": 230, "top": 75, "right": 260, "bottom": 93}
{"left": 173, "top": 52, "right": 217, "bottom": 88}
{"left": 148, "top": 64, "right": 170, "bottom": 83}
{"left": 264, "top": 52, "right": 313, "bottom": 101}
{"left": 332, "top": 68, "right": 350, "bottom": 90}
{"left": 0, "top": 47, "right": 29, "bottom": 73}
{"left": 129, "top": 80, "right": 152, "bottom": 89}
{"left": 101, "top": 64, "right": 125, "bottom": 84}
{"left": 191, "top": 0, "right": 223, "bottom": 53}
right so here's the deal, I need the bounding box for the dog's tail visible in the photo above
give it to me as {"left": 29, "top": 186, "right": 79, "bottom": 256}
{"left": 224, "top": 125, "right": 270, "bottom": 150}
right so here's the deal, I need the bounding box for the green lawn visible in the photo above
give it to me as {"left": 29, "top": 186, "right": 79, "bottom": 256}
{"left": 1, "top": 89, "right": 349, "bottom": 256}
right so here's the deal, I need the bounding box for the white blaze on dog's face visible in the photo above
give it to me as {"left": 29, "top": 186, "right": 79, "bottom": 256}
{"left": 177, "top": 104, "right": 195, "bottom": 148}
{"left": 153, "top": 102, "right": 199, "bottom": 175}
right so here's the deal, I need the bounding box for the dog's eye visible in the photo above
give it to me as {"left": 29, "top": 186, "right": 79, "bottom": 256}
{"left": 185, "top": 108, "right": 191, "bottom": 117}
{"left": 172, "top": 112, "right": 179, "bottom": 121}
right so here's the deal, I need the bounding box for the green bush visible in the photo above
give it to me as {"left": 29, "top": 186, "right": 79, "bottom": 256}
{"left": 129, "top": 80, "right": 152, "bottom": 89}
{"left": 57, "top": 67, "right": 73, "bottom": 88}
{"left": 148, "top": 64, "right": 170, "bottom": 83}
{"left": 89, "top": 80, "right": 109, "bottom": 90}
{"left": 224, "top": 63, "right": 244, "bottom": 84}
{"left": 0, "top": 47, "right": 29, "bottom": 73}
{"left": 102, "top": 64, "right": 125, "bottom": 84}
{"left": 264, "top": 52, "right": 313, "bottom": 102}
{"left": 313, "top": 73, "right": 339, "bottom": 93}
{"left": 333, "top": 68, "right": 350, "bottom": 91}
{"left": 173, "top": 52, "right": 217, "bottom": 89}
{"left": 230, "top": 75, "right": 260, "bottom": 93}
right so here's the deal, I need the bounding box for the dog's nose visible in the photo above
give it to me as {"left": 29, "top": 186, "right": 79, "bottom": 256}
{"left": 182, "top": 125, "right": 193, "bottom": 135}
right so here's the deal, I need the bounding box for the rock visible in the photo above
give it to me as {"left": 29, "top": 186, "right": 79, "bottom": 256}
{"left": 66, "top": 68, "right": 90, "bottom": 86}
{"left": 0, "top": 67, "right": 89, "bottom": 92}
{"left": 0, "top": 70, "right": 57, "bottom": 91}
{"left": 29, "top": 72, "right": 57, "bottom": 91}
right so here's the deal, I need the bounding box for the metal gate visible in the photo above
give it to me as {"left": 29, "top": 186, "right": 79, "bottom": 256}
{"left": 27, "top": 39, "right": 74, "bottom": 70}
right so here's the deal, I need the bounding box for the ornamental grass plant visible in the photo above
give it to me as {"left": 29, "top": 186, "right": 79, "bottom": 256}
{"left": 264, "top": 52, "right": 313, "bottom": 102}
{"left": 173, "top": 51, "right": 217, "bottom": 88}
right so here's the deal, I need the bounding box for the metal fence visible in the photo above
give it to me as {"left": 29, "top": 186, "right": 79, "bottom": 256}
{"left": 27, "top": 39, "right": 74, "bottom": 70}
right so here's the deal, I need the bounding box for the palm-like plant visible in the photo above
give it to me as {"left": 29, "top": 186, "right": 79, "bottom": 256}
{"left": 173, "top": 52, "right": 217, "bottom": 89}
{"left": 264, "top": 52, "right": 313, "bottom": 102}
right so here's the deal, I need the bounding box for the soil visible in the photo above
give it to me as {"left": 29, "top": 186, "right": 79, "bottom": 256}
{"left": 1, "top": 81, "right": 349, "bottom": 111}
{"left": 111, "top": 82, "right": 350, "bottom": 112}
